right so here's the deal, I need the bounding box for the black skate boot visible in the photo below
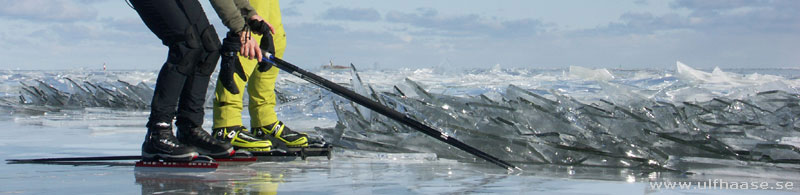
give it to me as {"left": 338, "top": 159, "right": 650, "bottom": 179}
{"left": 177, "top": 126, "right": 235, "bottom": 158}
{"left": 141, "top": 122, "right": 199, "bottom": 162}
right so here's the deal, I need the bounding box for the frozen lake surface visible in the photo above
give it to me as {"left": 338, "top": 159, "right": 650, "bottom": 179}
{"left": 1, "top": 63, "right": 799, "bottom": 194}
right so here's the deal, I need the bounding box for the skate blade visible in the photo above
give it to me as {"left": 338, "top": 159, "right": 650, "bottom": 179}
{"left": 194, "top": 148, "right": 236, "bottom": 159}
{"left": 214, "top": 150, "right": 257, "bottom": 162}
{"left": 251, "top": 144, "right": 333, "bottom": 160}
{"left": 134, "top": 156, "right": 218, "bottom": 172}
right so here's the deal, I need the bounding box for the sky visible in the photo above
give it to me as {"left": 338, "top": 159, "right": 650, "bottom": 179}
{"left": 0, "top": 0, "right": 798, "bottom": 70}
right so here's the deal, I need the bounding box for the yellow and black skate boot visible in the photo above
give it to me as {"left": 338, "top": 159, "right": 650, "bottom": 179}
{"left": 212, "top": 126, "right": 272, "bottom": 152}
{"left": 253, "top": 121, "right": 308, "bottom": 147}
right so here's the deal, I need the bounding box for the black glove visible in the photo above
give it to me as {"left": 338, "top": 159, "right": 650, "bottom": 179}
{"left": 248, "top": 19, "right": 273, "bottom": 35}
{"left": 249, "top": 19, "right": 276, "bottom": 72}
{"left": 257, "top": 30, "right": 276, "bottom": 72}
{"left": 219, "top": 32, "right": 247, "bottom": 94}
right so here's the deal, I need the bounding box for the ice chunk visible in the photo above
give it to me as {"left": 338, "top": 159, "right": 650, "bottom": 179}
{"left": 325, "top": 66, "right": 800, "bottom": 170}
{"left": 349, "top": 64, "right": 374, "bottom": 121}
{"left": 568, "top": 66, "right": 614, "bottom": 81}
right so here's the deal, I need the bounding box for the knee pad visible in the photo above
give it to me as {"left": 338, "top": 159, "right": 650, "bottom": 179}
{"left": 165, "top": 26, "right": 202, "bottom": 75}
{"left": 166, "top": 25, "right": 220, "bottom": 76}
{"left": 197, "top": 25, "right": 221, "bottom": 76}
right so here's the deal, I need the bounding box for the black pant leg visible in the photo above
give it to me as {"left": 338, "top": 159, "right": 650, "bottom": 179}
{"left": 130, "top": 0, "right": 216, "bottom": 128}
{"left": 174, "top": 72, "right": 212, "bottom": 128}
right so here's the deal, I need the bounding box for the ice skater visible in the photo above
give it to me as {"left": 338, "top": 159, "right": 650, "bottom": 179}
{"left": 129, "top": 0, "right": 267, "bottom": 161}
{"left": 211, "top": 0, "right": 310, "bottom": 152}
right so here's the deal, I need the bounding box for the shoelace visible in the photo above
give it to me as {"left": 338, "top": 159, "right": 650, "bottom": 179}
{"left": 152, "top": 130, "right": 183, "bottom": 147}
{"left": 184, "top": 128, "right": 216, "bottom": 143}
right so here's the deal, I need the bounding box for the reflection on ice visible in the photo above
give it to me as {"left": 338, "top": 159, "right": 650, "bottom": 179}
{"left": 335, "top": 149, "right": 441, "bottom": 163}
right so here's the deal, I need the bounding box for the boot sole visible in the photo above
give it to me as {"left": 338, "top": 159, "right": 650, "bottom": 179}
{"left": 235, "top": 147, "right": 272, "bottom": 152}
{"left": 260, "top": 134, "right": 308, "bottom": 148}
{"left": 195, "top": 147, "right": 235, "bottom": 158}
{"left": 141, "top": 151, "right": 199, "bottom": 162}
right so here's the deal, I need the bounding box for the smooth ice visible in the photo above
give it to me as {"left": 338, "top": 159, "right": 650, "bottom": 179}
{"left": 1, "top": 62, "right": 799, "bottom": 194}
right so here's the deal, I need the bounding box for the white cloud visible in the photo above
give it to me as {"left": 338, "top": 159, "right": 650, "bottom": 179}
{"left": 591, "top": 0, "right": 800, "bottom": 35}
{"left": 288, "top": 0, "right": 305, "bottom": 6}
{"left": 0, "top": 0, "right": 98, "bottom": 22}
{"left": 320, "top": 7, "right": 381, "bottom": 22}
{"left": 384, "top": 8, "right": 547, "bottom": 38}
{"left": 282, "top": 2, "right": 799, "bottom": 69}
{"left": 282, "top": 6, "right": 302, "bottom": 17}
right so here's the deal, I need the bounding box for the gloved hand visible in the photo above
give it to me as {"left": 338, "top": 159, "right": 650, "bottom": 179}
{"left": 248, "top": 19, "right": 277, "bottom": 72}
{"left": 248, "top": 19, "right": 274, "bottom": 35}
{"left": 219, "top": 32, "right": 247, "bottom": 94}
{"left": 257, "top": 29, "right": 276, "bottom": 72}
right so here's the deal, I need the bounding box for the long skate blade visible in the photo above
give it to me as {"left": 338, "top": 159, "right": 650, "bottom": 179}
{"left": 134, "top": 156, "right": 218, "bottom": 172}
{"left": 7, "top": 155, "right": 142, "bottom": 162}
{"left": 250, "top": 143, "right": 333, "bottom": 161}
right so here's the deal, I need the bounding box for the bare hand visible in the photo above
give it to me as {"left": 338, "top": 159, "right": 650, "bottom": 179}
{"left": 239, "top": 30, "right": 262, "bottom": 62}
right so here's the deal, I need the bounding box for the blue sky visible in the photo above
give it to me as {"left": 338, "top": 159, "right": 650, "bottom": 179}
{"left": 0, "top": 0, "right": 797, "bottom": 70}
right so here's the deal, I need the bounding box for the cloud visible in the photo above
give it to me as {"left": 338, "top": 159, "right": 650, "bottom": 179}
{"left": 0, "top": 14, "right": 164, "bottom": 70}
{"left": 101, "top": 17, "right": 148, "bottom": 33}
{"left": 286, "top": 22, "right": 401, "bottom": 45}
{"left": 320, "top": 7, "right": 381, "bottom": 22}
{"left": 281, "top": 22, "right": 430, "bottom": 67}
{"left": 384, "top": 8, "right": 546, "bottom": 38}
{"left": 282, "top": 6, "right": 302, "bottom": 17}
{"left": 22, "top": 16, "right": 154, "bottom": 47}
{"left": 585, "top": 12, "right": 689, "bottom": 35}
{"left": 0, "top": 0, "right": 98, "bottom": 22}
{"left": 675, "top": 0, "right": 799, "bottom": 33}
{"left": 289, "top": 0, "right": 305, "bottom": 6}
{"left": 669, "top": 0, "right": 770, "bottom": 10}
{"left": 591, "top": 0, "right": 800, "bottom": 35}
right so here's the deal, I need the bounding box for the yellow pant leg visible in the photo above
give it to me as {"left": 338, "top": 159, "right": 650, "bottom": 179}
{"left": 214, "top": 0, "right": 286, "bottom": 128}
{"left": 248, "top": 0, "right": 286, "bottom": 127}
{"left": 212, "top": 42, "right": 260, "bottom": 128}
{"left": 247, "top": 62, "right": 279, "bottom": 127}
